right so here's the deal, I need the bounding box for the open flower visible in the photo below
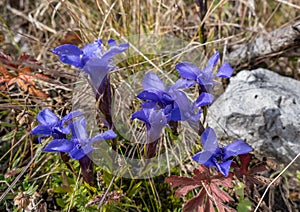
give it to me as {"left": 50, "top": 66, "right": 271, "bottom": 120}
{"left": 137, "top": 72, "right": 198, "bottom": 122}
{"left": 175, "top": 51, "right": 233, "bottom": 94}
{"left": 30, "top": 108, "right": 82, "bottom": 142}
{"left": 132, "top": 107, "right": 168, "bottom": 143}
{"left": 51, "top": 39, "right": 129, "bottom": 89}
{"left": 51, "top": 39, "right": 128, "bottom": 69}
{"left": 192, "top": 127, "right": 252, "bottom": 177}
{"left": 43, "top": 117, "right": 117, "bottom": 160}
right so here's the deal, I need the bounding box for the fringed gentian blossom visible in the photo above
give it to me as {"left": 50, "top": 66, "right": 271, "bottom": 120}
{"left": 192, "top": 127, "right": 252, "bottom": 177}
{"left": 51, "top": 39, "right": 129, "bottom": 90}
{"left": 51, "top": 39, "right": 129, "bottom": 129}
{"left": 30, "top": 108, "right": 82, "bottom": 142}
{"left": 175, "top": 51, "right": 233, "bottom": 106}
{"left": 43, "top": 116, "right": 117, "bottom": 160}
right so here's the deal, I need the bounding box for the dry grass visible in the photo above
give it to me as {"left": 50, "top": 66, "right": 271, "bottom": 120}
{"left": 1, "top": 0, "right": 300, "bottom": 211}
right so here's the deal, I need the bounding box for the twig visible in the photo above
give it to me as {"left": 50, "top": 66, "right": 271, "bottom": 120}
{"left": 0, "top": 145, "right": 44, "bottom": 202}
{"left": 98, "top": 173, "right": 117, "bottom": 209}
{"left": 254, "top": 151, "right": 300, "bottom": 212}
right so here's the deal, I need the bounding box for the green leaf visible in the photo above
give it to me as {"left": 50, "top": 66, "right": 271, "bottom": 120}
{"left": 237, "top": 198, "right": 252, "bottom": 212}
{"left": 53, "top": 186, "right": 68, "bottom": 194}
{"left": 127, "top": 181, "right": 143, "bottom": 197}
{"left": 297, "top": 170, "right": 300, "bottom": 184}
{"left": 1, "top": 131, "right": 23, "bottom": 141}
{"left": 56, "top": 198, "right": 66, "bottom": 208}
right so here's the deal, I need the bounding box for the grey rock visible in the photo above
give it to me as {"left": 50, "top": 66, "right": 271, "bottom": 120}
{"left": 207, "top": 68, "right": 300, "bottom": 167}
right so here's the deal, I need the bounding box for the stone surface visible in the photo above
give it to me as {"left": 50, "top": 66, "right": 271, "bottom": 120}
{"left": 207, "top": 68, "right": 300, "bottom": 167}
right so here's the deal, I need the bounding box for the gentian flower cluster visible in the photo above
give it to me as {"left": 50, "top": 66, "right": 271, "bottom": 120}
{"left": 31, "top": 108, "right": 116, "bottom": 160}
{"left": 41, "top": 37, "right": 252, "bottom": 181}
{"left": 132, "top": 72, "right": 201, "bottom": 142}
{"left": 132, "top": 51, "right": 252, "bottom": 176}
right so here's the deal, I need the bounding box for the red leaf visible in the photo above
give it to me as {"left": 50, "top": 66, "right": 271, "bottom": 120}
{"left": 165, "top": 176, "right": 197, "bottom": 189}
{"left": 183, "top": 188, "right": 205, "bottom": 212}
{"left": 0, "top": 53, "right": 49, "bottom": 98}
{"left": 205, "top": 197, "right": 214, "bottom": 212}
{"left": 166, "top": 165, "right": 235, "bottom": 212}
{"left": 60, "top": 31, "right": 82, "bottom": 45}
{"left": 210, "top": 183, "right": 233, "bottom": 203}
{"left": 239, "top": 153, "right": 252, "bottom": 174}
{"left": 175, "top": 184, "right": 201, "bottom": 198}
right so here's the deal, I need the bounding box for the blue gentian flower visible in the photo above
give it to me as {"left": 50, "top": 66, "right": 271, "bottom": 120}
{"left": 175, "top": 51, "right": 233, "bottom": 94}
{"left": 137, "top": 72, "right": 198, "bottom": 122}
{"left": 194, "top": 92, "right": 215, "bottom": 107}
{"left": 51, "top": 39, "right": 128, "bottom": 69}
{"left": 132, "top": 107, "right": 168, "bottom": 143}
{"left": 51, "top": 39, "right": 129, "bottom": 89}
{"left": 43, "top": 117, "right": 117, "bottom": 160}
{"left": 30, "top": 108, "right": 82, "bottom": 142}
{"left": 192, "top": 127, "right": 252, "bottom": 177}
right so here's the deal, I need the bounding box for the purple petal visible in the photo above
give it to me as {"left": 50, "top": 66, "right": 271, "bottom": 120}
{"left": 137, "top": 90, "right": 161, "bottom": 102}
{"left": 170, "top": 90, "right": 193, "bottom": 121}
{"left": 108, "top": 39, "right": 116, "bottom": 47}
{"left": 71, "top": 117, "right": 89, "bottom": 141}
{"left": 91, "top": 130, "right": 117, "bottom": 142}
{"left": 69, "top": 148, "right": 86, "bottom": 160}
{"left": 142, "top": 72, "right": 166, "bottom": 91}
{"left": 196, "top": 72, "right": 215, "bottom": 86}
{"left": 54, "top": 125, "right": 70, "bottom": 135}
{"left": 171, "top": 78, "right": 195, "bottom": 89}
{"left": 194, "top": 92, "right": 214, "bottom": 107}
{"left": 37, "top": 108, "right": 59, "bottom": 126}
{"left": 192, "top": 150, "right": 214, "bottom": 165}
{"left": 147, "top": 109, "right": 167, "bottom": 142}
{"left": 223, "top": 140, "right": 252, "bottom": 160}
{"left": 216, "top": 159, "right": 233, "bottom": 177}
{"left": 170, "top": 107, "right": 181, "bottom": 121}
{"left": 201, "top": 127, "right": 219, "bottom": 152}
{"left": 30, "top": 125, "right": 52, "bottom": 136}
{"left": 61, "top": 110, "right": 83, "bottom": 125}
{"left": 141, "top": 101, "right": 157, "bottom": 109}
{"left": 83, "top": 58, "right": 112, "bottom": 89}
{"left": 216, "top": 62, "right": 233, "bottom": 78}
{"left": 203, "top": 51, "right": 220, "bottom": 73}
{"left": 101, "top": 43, "right": 129, "bottom": 62}
{"left": 175, "top": 62, "right": 199, "bottom": 80}
{"left": 43, "top": 139, "right": 74, "bottom": 152}
{"left": 59, "top": 55, "right": 83, "bottom": 68}
{"left": 51, "top": 44, "right": 83, "bottom": 68}
{"left": 51, "top": 44, "right": 82, "bottom": 56}
{"left": 132, "top": 110, "right": 148, "bottom": 123}
{"left": 82, "top": 40, "right": 102, "bottom": 59}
